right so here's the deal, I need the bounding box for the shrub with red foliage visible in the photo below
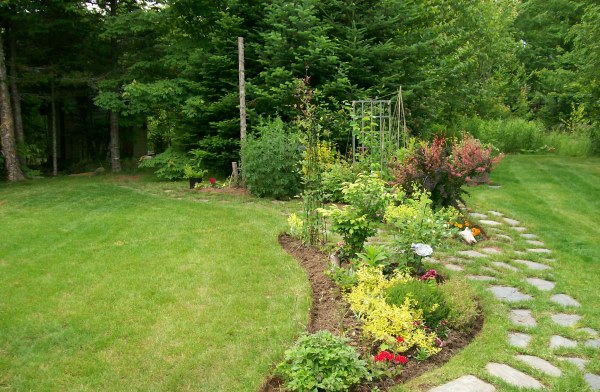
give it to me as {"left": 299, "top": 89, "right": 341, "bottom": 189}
{"left": 389, "top": 134, "right": 503, "bottom": 208}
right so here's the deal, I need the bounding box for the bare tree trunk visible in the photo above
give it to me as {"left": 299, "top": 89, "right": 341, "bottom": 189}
{"left": 51, "top": 82, "right": 57, "bottom": 176}
{"left": 110, "top": 110, "right": 120, "bottom": 172}
{"left": 8, "top": 21, "right": 25, "bottom": 167}
{"left": 0, "top": 30, "right": 25, "bottom": 181}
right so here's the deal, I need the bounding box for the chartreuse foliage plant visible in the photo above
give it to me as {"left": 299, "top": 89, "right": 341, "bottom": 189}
{"left": 346, "top": 266, "right": 442, "bottom": 358}
{"left": 386, "top": 280, "right": 449, "bottom": 329}
{"left": 276, "top": 331, "right": 370, "bottom": 392}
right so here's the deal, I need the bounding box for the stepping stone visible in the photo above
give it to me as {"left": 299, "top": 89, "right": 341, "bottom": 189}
{"left": 513, "top": 259, "right": 552, "bottom": 271}
{"left": 444, "top": 263, "right": 464, "bottom": 271}
{"left": 424, "top": 257, "right": 441, "bottom": 264}
{"left": 558, "top": 356, "right": 589, "bottom": 370}
{"left": 503, "top": 217, "right": 520, "bottom": 226}
{"left": 550, "top": 335, "right": 578, "bottom": 349}
{"left": 509, "top": 332, "right": 532, "bottom": 348}
{"left": 551, "top": 313, "right": 581, "bottom": 327}
{"left": 457, "top": 250, "right": 488, "bottom": 258}
{"left": 513, "top": 250, "right": 527, "bottom": 256}
{"left": 513, "top": 227, "right": 527, "bottom": 232}
{"left": 543, "top": 258, "right": 556, "bottom": 263}
{"left": 526, "top": 277, "right": 555, "bottom": 291}
{"left": 521, "top": 233, "right": 538, "bottom": 239}
{"left": 585, "top": 373, "right": 600, "bottom": 391}
{"left": 510, "top": 309, "right": 537, "bottom": 327}
{"left": 488, "top": 210, "right": 503, "bottom": 216}
{"left": 579, "top": 328, "right": 599, "bottom": 337}
{"left": 486, "top": 362, "right": 543, "bottom": 389}
{"left": 481, "top": 247, "right": 503, "bottom": 255}
{"left": 528, "top": 248, "right": 552, "bottom": 254}
{"left": 428, "top": 375, "right": 496, "bottom": 392}
{"left": 489, "top": 286, "right": 533, "bottom": 302}
{"left": 481, "top": 266, "right": 497, "bottom": 274}
{"left": 469, "top": 212, "right": 488, "bottom": 219}
{"left": 488, "top": 185, "right": 502, "bottom": 189}
{"left": 516, "top": 355, "right": 562, "bottom": 377}
{"left": 585, "top": 339, "right": 600, "bottom": 349}
{"left": 491, "top": 261, "right": 520, "bottom": 272}
{"left": 480, "top": 219, "right": 502, "bottom": 227}
{"left": 467, "top": 275, "right": 497, "bottom": 281}
{"left": 495, "top": 234, "right": 513, "bottom": 241}
{"left": 551, "top": 294, "right": 581, "bottom": 307}
{"left": 526, "top": 240, "right": 545, "bottom": 246}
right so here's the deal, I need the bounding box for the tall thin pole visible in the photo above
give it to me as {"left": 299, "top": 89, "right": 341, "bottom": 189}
{"left": 238, "top": 37, "right": 246, "bottom": 141}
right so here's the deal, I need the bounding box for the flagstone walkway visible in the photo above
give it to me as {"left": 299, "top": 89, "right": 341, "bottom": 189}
{"left": 427, "top": 210, "right": 600, "bottom": 391}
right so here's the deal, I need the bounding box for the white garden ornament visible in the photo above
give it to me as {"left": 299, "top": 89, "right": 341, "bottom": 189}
{"left": 411, "top": 243, "right": 433, "bottom": 257}
{"left": 460, "top": 227, "right": 477, "bottom": 245}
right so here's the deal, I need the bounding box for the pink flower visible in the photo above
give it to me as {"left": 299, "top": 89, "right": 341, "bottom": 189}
{"left": 436, "top": 337, "right": 444, "bottom": 347}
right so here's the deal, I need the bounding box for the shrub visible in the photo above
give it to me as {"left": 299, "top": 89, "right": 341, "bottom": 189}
{"left": 137, "top": 148, "right": 188, "bottom": 180}
{"left": 341, "top": 172, "right": 391, "bottom": 221}
{"left": 276, "top": 331, "right": 370, "bottom": 392}
{"left": 385, "top": 280, "right": 449, "bottom": 329}
{"left": 320, "top": 205, "right": 376, "bottom": 259}
{"left": 459, "top": 117, "right": 546, "bottom": 153}
{"left": 240, "top": 117, "right": 303, "bottom": 199}
{"left": 320, "top": 160, "right": 357, "bottom": 203}
{"left": 439, "top": 278, "right": 480, "bottom": 332}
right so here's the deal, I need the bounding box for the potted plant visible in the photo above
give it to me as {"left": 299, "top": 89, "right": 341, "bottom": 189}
{"left": 183, "top": 164, "right": 208, "bottom": 189}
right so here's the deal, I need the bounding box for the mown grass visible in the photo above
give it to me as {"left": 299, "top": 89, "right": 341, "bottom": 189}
{"left": 396, "top": 155, "right": 600, "bottom": 391}
{"left": 0, "top": 176, "right": 310, "bottom": 391}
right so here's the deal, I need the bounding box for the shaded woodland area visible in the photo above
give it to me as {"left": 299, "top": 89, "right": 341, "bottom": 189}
{"left": 1, "top": 0, "right": 599, "bottom": 181}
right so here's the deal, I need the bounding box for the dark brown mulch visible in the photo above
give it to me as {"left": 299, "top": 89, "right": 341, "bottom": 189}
{"left": 259, "top": 234, "right": 484, "bottom": 392}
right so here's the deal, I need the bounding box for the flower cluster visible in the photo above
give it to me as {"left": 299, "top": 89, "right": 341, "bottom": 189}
{"left": 420, "top": 269, "right": 440, "bottom": 281}
{"left": 374, "top": 351, "right": 407, "bottom": 364}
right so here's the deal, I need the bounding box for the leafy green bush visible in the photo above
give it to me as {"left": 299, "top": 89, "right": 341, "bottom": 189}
{"left": 385, "top": 280, "right": 449, "bottom": 329}
{"left": 240, "top": 117, "right": 302, "bottom": 199}
{"left": 137, "top": 148, "right": 188, "bottom": 180}
{"left": 460, "top": 117, "right": 545, "bottom": 153}
{"left": 342, "top": 172, "right": 391, "bottom": 221}
{"left": 321, "top": 205, "right": 377, "bottom": 259}
{"left": 276, "top": 331, "right": 370, "bottom": 392}
{"left": 320, "top": 160, "right": 357, "bottom": 202}
{"left": 439, "top": 278, "right": 480, "bottom": 332}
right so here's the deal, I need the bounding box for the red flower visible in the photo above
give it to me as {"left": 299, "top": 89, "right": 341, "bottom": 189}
{"left": 396, "top": 336, "right": 404, "bottom": 343}
{"left": 374, "top": 351, "right": 394, "bottom": 362}
{"left": 394, "top": 355, "right": 408, "bottom": 365}
{"left": 209, "top": 177, "right": 216, "bottom": 184}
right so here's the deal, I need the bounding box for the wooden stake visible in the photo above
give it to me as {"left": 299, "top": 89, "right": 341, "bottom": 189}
{"left": 238, "top": 37, "right": 246, "bottom": 141}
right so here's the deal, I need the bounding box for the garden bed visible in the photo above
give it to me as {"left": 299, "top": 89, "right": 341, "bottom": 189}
{"left": 259, "top": 234, "right": 484, "bottom": 392}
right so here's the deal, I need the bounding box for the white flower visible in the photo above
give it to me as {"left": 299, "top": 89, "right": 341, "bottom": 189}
{"left": 411, "top": 243, "right": 433, "bottom": 257}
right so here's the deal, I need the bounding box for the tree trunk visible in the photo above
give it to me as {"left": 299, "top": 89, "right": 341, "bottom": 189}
{"left": 110, "top": 110, "right": 121, "bottom": 172}
{"left": 51, "top": 82, "right": 57, "bottom": 176}
{"left": 8, "top": 20, "right": 25, "bottom": 167}
{"left": 0, "top": 30, "right": 25, "bottom": 181}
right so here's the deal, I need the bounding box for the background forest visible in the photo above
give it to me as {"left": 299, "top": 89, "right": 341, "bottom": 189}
{"left": 1, "top": 0, "right": 599, "bottom": 180}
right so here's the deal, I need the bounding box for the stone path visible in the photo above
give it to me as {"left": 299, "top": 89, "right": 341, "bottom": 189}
{"left": 428, "top": 210, "right": 599, "bottom": 391}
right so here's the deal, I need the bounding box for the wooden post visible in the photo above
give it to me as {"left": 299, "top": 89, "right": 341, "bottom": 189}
{"left": 238, "top": 37, "right": 246, "bottom": 141}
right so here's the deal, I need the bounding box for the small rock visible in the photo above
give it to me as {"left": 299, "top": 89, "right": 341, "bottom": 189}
{"left": 495, "top": 234, "right": 513, "bottom": 241}
{"left": 579, "top": 328, "right": 599, "bottom": 337}
{"left": 585, "top": 373, "right": 600, "bottom": 391}
{"left": 528, "top": 248, "right": 552, "bottom": 254}
{"left": 513, "top": 259, "right": 552, "bottom": 271}
{"left": 585, "top": 339, "right": 600, "bottom": 349}
{"left": 551, "top": 294, "right": 581, "bottom": 307}
{"left": 550, "top": 335, "right": 578, "bottom": 349}
{"left": 457, "top": 250, "right": 488, "bottom": 258}
{"left": 516, "top": 355, "right": 562, "bottom": 377}
{"left": 510, "top": 309, "right": 537, "bottom": 327}
{"left": 551, "top": 313, "right": 582, "bottom": 327}
{"left": 469, "top": 212, "right": 488, "bottom": 219}
{"left": 526, "top": 240, "right": 546, "bottom": 246}
{"left": 503, "top": 217, "right": 520, "bottom": 226}
{"left": 488, "top": 210, "right": 504, "bottom": 216}
{"left": 513, "top": 227, "right": 527, "bottom": 232}
{"left": 485, "top": 362, "right": 544, "bottom": 389}
{"left": 480, "top": 219, "right": 502, "bottom": 227}
{"left": 428, "top": 375, "right": 496, "bottom": 392}
{"left": 489, "top": 286, "right": 533, "bottom": 302}
{"left": 491, "top": 261, "right": 520, "bottom": 272}
{"left": 481, "top": 247, "right": 503, "bottom": 255}
{"left": 558, "top": 356, "right": 588, "bottom": 371}
{"left": 521, "top": 233, "right": 538, "bottom": 239}
{"left": 443, "top": 263, "right": 464, "bottom": 271}
{"left": 526, "top": 277, "right": 555, "bottom": 291}
{"left": 509, "top": 332, "right": 532, "bottom": 348}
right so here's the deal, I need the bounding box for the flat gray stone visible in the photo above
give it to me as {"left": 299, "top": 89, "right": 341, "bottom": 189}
{"left": 513, "top": 259, "right": 552, "bottom": 271}
{"left": 495, "top": 234, "right": 513, "bottom": 241}
{"left": 469, "top": 212, "right": 488, "bottom": 219}
{"left": 526, "top": 277, "right": 555, "bottom": 291}
{"left": 543, "top": 258, "right": 556, "bottom": 263}
{"left": 513, "top": 250, "right": 527, "bottom": 255}
{"left": 513, "top": 227, "right": 527, "bottom": 232}
{"left": 509, "top": 332, "right": 532, "bottom": 348}
{"left": 526, "top": 240, "right": 545, "bottom": 246}
{"left": 444, "top": 263, "right": 464, "bottom": 271}
{"left": 558, "top": 356, "right": 588, "bottom": 370}
{"left": 503, "top": 217, "right": 520, "bottom": 226}
{"left": 551, "top": 313, "right": 581, "bottom": 327}
{"left": 488, "top": 185, "right": 502, "bottom": 189}
{"left": 585, "top": 339, "right": 600, "bottom": 349}
{"left": 528, "top": 248, "right": 552, "bottom": 254}
{"left": 457, "top": 250, "right": 488, "bottom": 258}
{"left": 551, "top": 294, "right": 581, "bottom": 307}
{"left": 481, "top": 247, "right": 503, "bottom": 255}
{"left": 516, "top": 355, "right": 562, "bottom": 377}
{"left": 489, "top": 286, "right": 533, "bottom": 302}
{"left": 486, "top": 362, "right": 544, "bottom": 389}
{"left": 467, "top": 275, "right": 497, "bottom": 281}
{"left": 550, "top": 335, "right": 578, "bottom": 349}
{"left": 480, "top": 219, "right": 502, "bottom": 227}
{"left": 521, "top": 233, "right": 538, "bottom": 239}
{"left": 491, "top": 261, "right": 520, "bottom": 272}
{"left": 488, "top": 210, "right": 503, "bottom": 216}
{"left": 579, "top": 328, "right": 598, "bottom": 337}
{"left": 510, "top": 309, "right": 537, "bottom": 327}
{"left": 428, "top": 375, "right": 496, "bottom": 392}
{"left": 585, "top": 373, "right": 600, "bottom": 391}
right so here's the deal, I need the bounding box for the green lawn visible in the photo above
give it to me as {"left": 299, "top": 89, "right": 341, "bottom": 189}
{"left": 0, "top": 176, "right": 309, "bottom": 391}
{"left": 397, "top": 154, "right": 600, "bottom": 391}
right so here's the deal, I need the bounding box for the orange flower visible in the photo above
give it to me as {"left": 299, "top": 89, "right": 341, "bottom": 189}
{"left": 471, "top": 227, "right": 481, "bottom": 237}
{"left": 464, "top": 221, "right": 470, "bottom": 227}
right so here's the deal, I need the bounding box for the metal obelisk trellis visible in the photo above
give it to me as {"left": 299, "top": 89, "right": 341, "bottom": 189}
{"left": 351, "top": 92, "right": 405, "bottom": 169}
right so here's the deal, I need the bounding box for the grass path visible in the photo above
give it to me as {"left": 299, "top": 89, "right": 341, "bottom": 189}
{"left": 0, "top": 177, "right": 310, "bottom": 391}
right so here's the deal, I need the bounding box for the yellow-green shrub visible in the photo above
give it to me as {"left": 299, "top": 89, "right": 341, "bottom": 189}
{"left": 439, "top": 278, "right": 480, "bottom": 332}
